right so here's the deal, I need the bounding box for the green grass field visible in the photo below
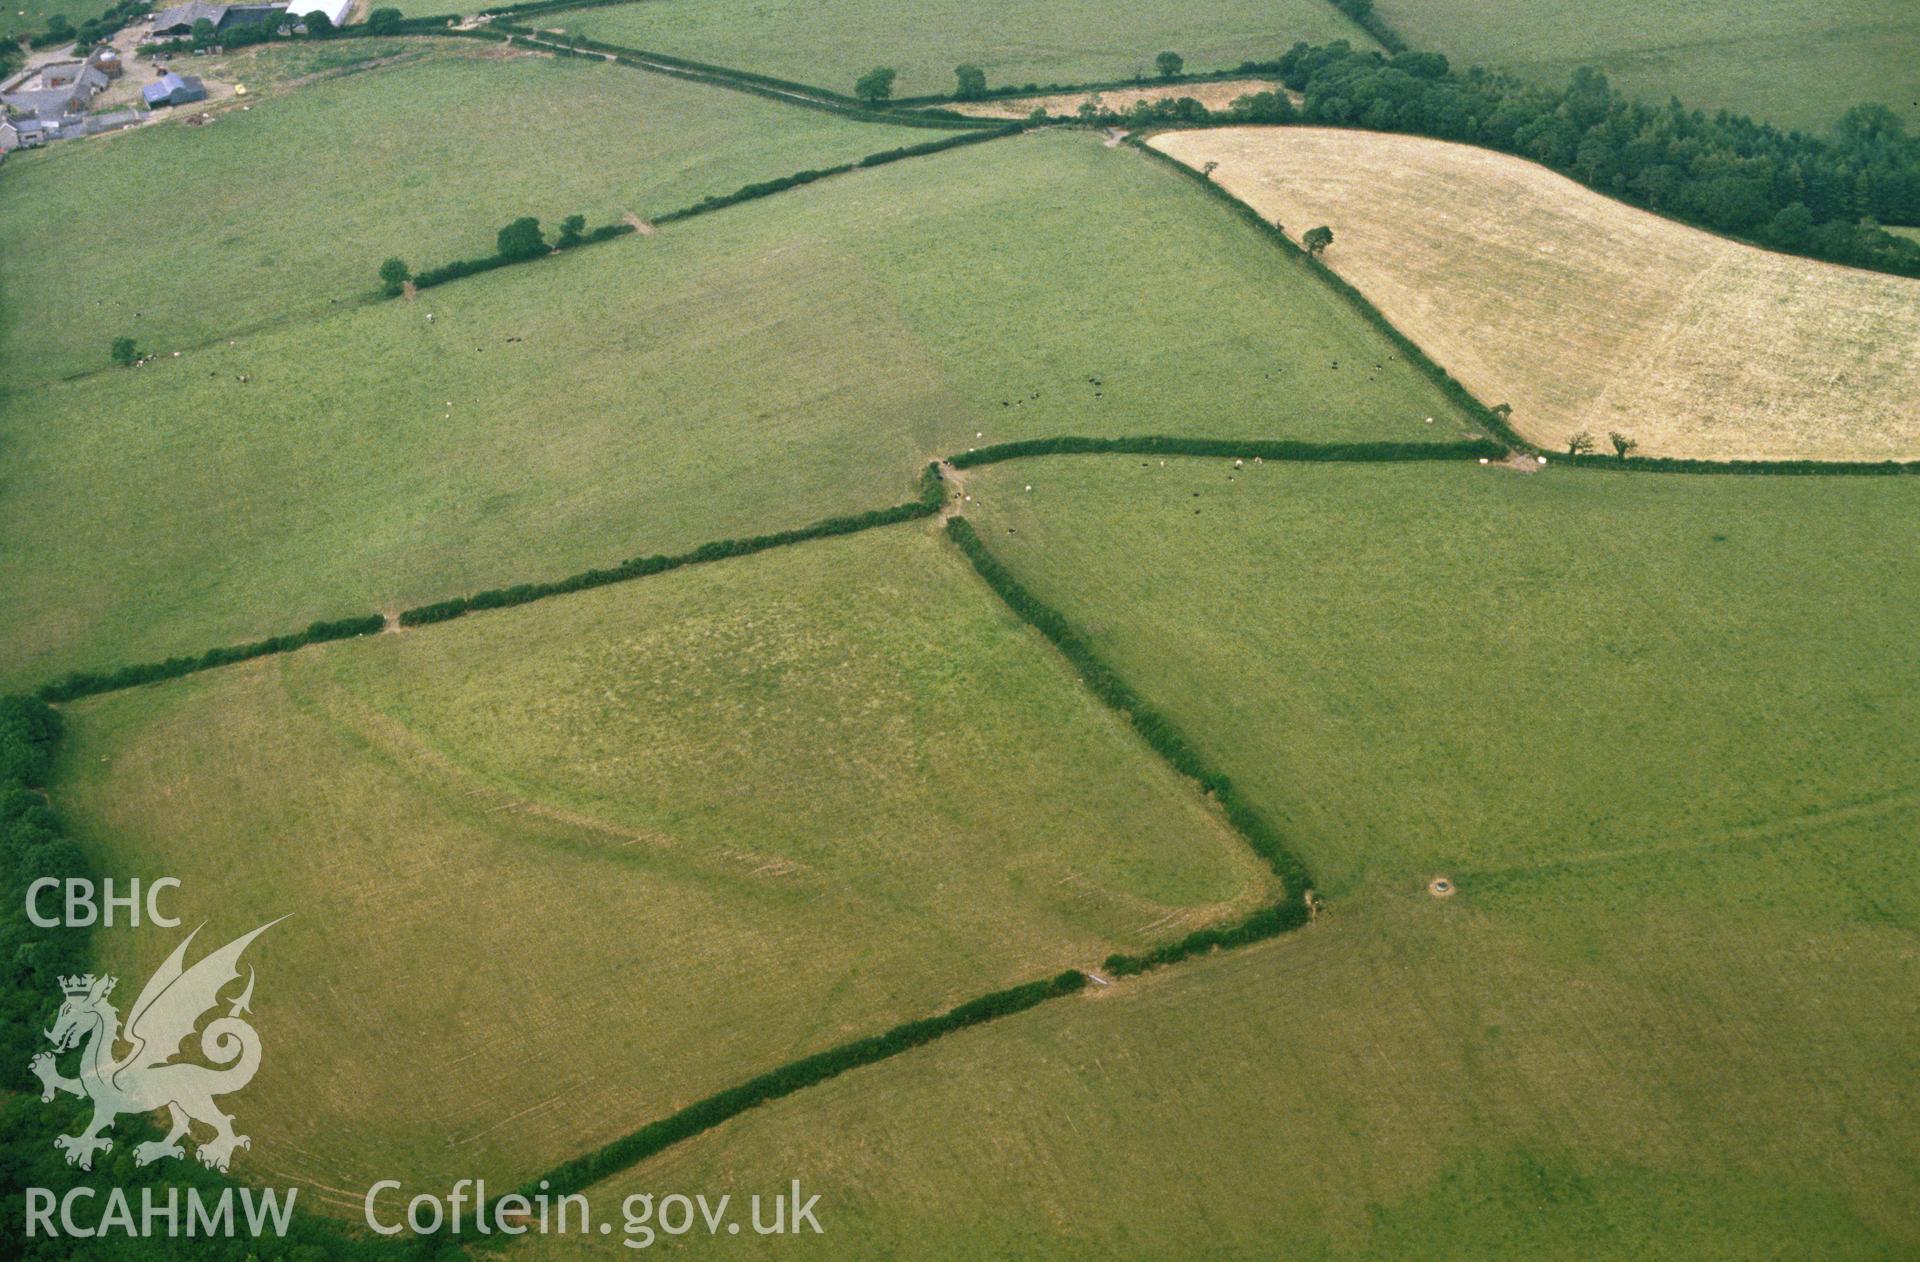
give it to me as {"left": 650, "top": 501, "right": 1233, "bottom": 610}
{"left": 0, "top": 0, "right": 98, "bottom": 41}
{"left": 58, "top": 522, "right": 1275, "bottom": 1202}
{"left": 1372, "top": 0, "right": 1920, "bottom": 132}
{"left": 513, "top": 459, "right": 1920, "bottom": 1258}
{"left": 0, "top": 131, "right": 1481, "bottom": 691}
{"left": 0, "top": 40, "right": 955, "bottom": 387}
{"left": 533, "top": 0, "right": 1369, "bottom": 98}
{"left": 962, "top": 458, "right": 1920, "bottom": 895}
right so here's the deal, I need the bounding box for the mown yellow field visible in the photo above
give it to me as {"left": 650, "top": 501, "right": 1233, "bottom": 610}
{"left": 1152, "top": 127, "right": 1920, "bottom": 460}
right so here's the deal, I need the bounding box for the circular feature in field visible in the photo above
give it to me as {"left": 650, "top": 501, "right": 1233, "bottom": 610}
{"left": 1428, "top": 877, "right": 1455, "bottom": 898}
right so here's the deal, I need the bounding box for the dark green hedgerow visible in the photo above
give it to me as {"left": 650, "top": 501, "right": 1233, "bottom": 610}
{"left": 398, "top": 127, "right": 1021, "bottom": 291}
{"left": 949, "top": 435, "right": 1505, "bottom": 469}
{"left": 1562, "top": 454, "right": 1920, "bottom": 477}
{"left": 522, "top": 969, "right": 1087, "bottom": 1204}
{"left": 943, "top": 516, "right": 1316, "bottom": 909}
{"left": 399, "top": 464, "right": 945, "bottom": 627}
{"left": 1127, "top": 137, "right": 1534, "bottom": 452}
{"left": 36, "top": 616, "right": 384, "bottom": 705}
{"left": 409, "top": 218, "right": 636, "bottom": 290}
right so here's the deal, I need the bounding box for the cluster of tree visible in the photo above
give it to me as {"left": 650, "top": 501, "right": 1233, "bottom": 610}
{"left": 942, "top": 515, "right": 1314, "bottom": 895}
{"left": 400, "top": 214, "right": 633, "bottom": 291}
{"left": 1239, "top": 41, "right": 1920, "bottom": 276}
{"left": 402, "top": 464, "right": 945, "bottom": 627}
{"left": 854, "top": 65, "right": 896, "bottom": 102}
{"left": 1566, "top": 429, "right": 1637, "bottom": 459}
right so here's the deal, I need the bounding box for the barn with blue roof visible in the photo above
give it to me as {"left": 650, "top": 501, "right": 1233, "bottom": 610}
{"left": 142, "top": 73, "right": 208, "bottom": 108}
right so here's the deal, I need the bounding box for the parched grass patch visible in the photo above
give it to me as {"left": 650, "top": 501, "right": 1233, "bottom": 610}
{"left": 1151, "top": 127, "right": 1920, "bottom": 462}
{"left": 0, "top": 40, "right": 959, "bottom": 385}
{"left": 532, "top": 0, "right": 1366, "bottom": 99}
{"left": 1371, "top": 0, "right": 1920, "bottom": 133}
{"left": 59, "top": 524, "right": 1275, "bottom": 1202}
{"left": 1, "top": 131, "right": 1481, "bottom": 690}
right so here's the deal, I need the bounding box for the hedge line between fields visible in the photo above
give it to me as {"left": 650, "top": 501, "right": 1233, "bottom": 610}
{"left": 35, "top": 616, "right": 384, "bottom": 704}
{"left": 411, "top": 219, "right": 634, "bottom": 290}
{"left": 30, "top": 469, "right": 942, "bottom": 705}
{"left": 1126, "top": 137, "right": 1534, "bottom": 453}
{"left": 398, "top": 464, "right": 944, "bottom": 627}
{"left": 397, "top": 126, "right": 1020, "bottom": 292}
{"left": 943, "top": 516, "right": 1315, "bottom": 902}
{"left": 1561, "top": 453, "right": 1920, "bottom": 476}
{"left": 517, "top": 969, "right": 1088, "bottom": 1205}
{"left": 949, "top": 435, "right": 1506, "bottom": 469}
{"left": 492, "top": 23, "right": 998, "bottom": 127}
{"left": 891, "top": 67, "right": 1285, "bottom": 109}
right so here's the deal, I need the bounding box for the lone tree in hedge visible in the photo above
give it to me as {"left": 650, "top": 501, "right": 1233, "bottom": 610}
{"left": 1608, "top": 430, "right": 1638, "bottom": 460}
{"left": 1202, "top": 160, "right": 1219, "bottom": 180}
{"left": 953, "top": 63, "right": 986, "bottom": 100}
{"left": 190, "top": 15, "right": 214, "bottom": 44}
{"left": 557, "top": 214, "right": 586, "bottom": 248}
{"left": 1302, "top": 225, "right": 1334, "bottom": 255}
{"left": 1566, "top": 430, "right": 1595, "bottom": 458}
{"left": 303, "top": 10, "right": 333, "bottom": 34}
{"left": 365, "top": 5, "right": 402, "bottom": 33}
{"left": 1155, "top": 51, "right": 1183, "bottom": 79}
{"left": 497, "top": 216, "right": 547, "bottom": 260}
{"left": 378, "top": 257, "right": 411, "bottom": 296}
{"left": 854, "top": 66, "right": 896, "bottom": 103}
{"left": 109, "top": 336, "right": 140, "bottom": 368}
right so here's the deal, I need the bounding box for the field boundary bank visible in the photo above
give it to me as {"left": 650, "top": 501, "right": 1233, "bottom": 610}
{"left": 1128, "top": 137, "right": 1920, "bottom": 472}
{"left": 392, "top": 126, "right": 1023, "bottom": 296}
{"left": 30, "top": 435, "right": 1915, "bottom": 706}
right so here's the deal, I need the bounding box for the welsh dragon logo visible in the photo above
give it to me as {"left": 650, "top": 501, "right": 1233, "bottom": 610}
{"left": 30, "top": 918, "right": 284, "bottom": 1173}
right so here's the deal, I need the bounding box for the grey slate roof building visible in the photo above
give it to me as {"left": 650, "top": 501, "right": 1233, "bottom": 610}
{"left": 142, "top": 71, "right": 208, "bottom": 107}
{"left": 149, "top": 0, "right": 286, "bottom": 36}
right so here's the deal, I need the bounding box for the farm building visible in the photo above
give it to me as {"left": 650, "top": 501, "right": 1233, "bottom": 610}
{"left": 0, "top": 116, "right": 53, "bottom": 150}
{"left": 142, "top": 72, "right": 208, "bottom": 107}
{"left": 1, "top": 65, "right": 108, "bottom": 119}
{"left": 148, "top": 0, "right": 286, "bottom": 37}
{"left": 281, "top": 0, "right": 352, "bottom": 28}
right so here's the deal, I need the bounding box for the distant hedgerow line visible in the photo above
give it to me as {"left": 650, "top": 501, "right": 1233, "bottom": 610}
{"left": 32, "top": 468, "right": 943, "bottom": 705}
{"left": 949, "top": 435, "right": 1506, "bottom": 469}
{"left": 388, "top": 126, "right": 1022, "bottom": 296}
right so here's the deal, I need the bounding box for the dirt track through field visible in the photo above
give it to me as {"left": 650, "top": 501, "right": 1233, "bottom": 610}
{"left": 1152, "top": 127, "right": 1920, "bottom": 460}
